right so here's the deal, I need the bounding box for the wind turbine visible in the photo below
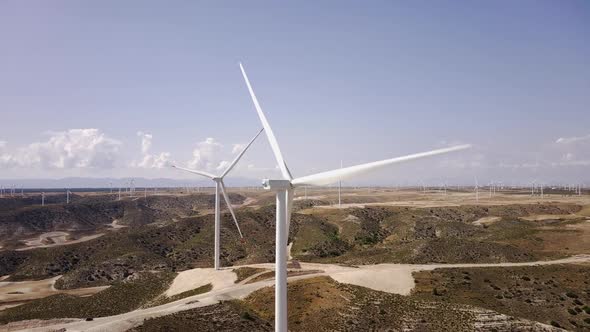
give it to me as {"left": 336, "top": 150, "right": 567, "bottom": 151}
{"left": 239, "top": 62, "right": 471, "bottom": 332}
{"left": 41, "top": 192, "right": 45, "bottom": 206}
{"left": 66, "top": 189, "right": 72, "bottom": 204}
{"left": 172, "top": 128, "right": 264, "bottom": 270}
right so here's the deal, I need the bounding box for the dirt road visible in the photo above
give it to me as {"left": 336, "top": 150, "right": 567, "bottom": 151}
{"left": 13, "top": 254, "right": 590, "bottom": 332}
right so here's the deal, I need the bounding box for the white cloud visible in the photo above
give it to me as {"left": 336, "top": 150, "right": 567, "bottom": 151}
{"left": 231, "top": 143, "right": 246, "bottom": 154}
{"left": 187, "top": 138, "right": 224, "bottom": 170}
{"left": 137, "top": 131, "right": 153, "bottom": 154}
{"left": 563, "top": 153, "right": 574, "bottom": 161}
{"left": 0, "top": 129, "right": 121, "bottom": 169}
{"left": 551, "top": 160, "right": 590, "bottom": 167}
{"left": 132, "top": 132, "right": 172, "bottom": 168}
{"left": 555, "top": 134, "right": 590, "bottom": 144}
{"left": 137, "top": 152, "right": 172, "bottom": 168}
{"left": 0, "top": 141, "right": 17, "bottom": 168}
{"left": 215, "top": 160, "right": 230, "bottom": 171}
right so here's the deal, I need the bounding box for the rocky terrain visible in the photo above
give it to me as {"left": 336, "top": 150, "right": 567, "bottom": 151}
{"left": 0, "top": 193, "right": 245, "bottom": 249}
{"left": 131, "top": 276, "right": 561, "bottom": 331}
{"left": 0, "top": 191, "right": 588, "bottom": 331}
{"left": 412, "top": 264, "right": 590, "bottom": 331}
{"left": 291, "top": 203, "right": 586, "bottom": 265}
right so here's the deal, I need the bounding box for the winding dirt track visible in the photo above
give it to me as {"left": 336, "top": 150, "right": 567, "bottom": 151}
{"left": 16, "top": 232, "right": 105, "bottom": 252}
{"left": 0, "top": 277, "right": 108, "bottom": 311}
{"left": 10, "top": 254, "right": 590, "bottom": 332}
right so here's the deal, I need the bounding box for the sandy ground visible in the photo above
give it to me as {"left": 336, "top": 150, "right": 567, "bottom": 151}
{"left": 16, "top": 232, "right": 105, "bottom": 252}
{"left": 0, "top": 276, "right": 108, "bottom": 311}
{"left": 14, "top": 254, "right": 590, "bottom": 332}
{"left": 521, "top": 214, "right": 582, "bottom": 221}
{"left": 287, "top": 243, "right": 293, "bottom": 260}
{"left": 109, "top": 219, "right": 127, "bottom": 230}
{"left": 238, "top": 197, "right": 257, "bottom": 207}
{"left": 472, "top": 216, "right": 501, "bottom": 227}
{"left": 306, "top": 189, "right": 590, "bottom": 210}
{"left": 294, "top": 195, "right": 326, "bottom": 201}
{"left": 165, "top": 268, "right": 236, "bottom": 297}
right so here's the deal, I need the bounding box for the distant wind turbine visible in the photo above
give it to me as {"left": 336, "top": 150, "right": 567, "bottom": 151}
{"left": 172, "top": 128, "right": 264, "bottom": 270}
{"left": 474, "top": 176, "right": 479, "bottom": 202}
{"left": 239, "top": 62, "right": 471, "bottom": 332}
{"left": 338, "top": 160, "right": 342, "bottom": 207}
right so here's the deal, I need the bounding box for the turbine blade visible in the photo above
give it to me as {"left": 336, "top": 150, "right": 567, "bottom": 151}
{"left": 220, "top": 180, "right": 244, "bottom": 238}
{"left": 221, "top": 128, "right": 264, "bottom": 178}
{"left": 239, "top": 62, "right": 293, "bottom": 181}
{"left": 171, "top": 165, "right": 217, "bottom": 179}
{"left": 292, "top": 144, "right": 472, "bottom": 187}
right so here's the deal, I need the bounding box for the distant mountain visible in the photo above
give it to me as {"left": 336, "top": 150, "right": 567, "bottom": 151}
{"left": 0, "top": 177, "right": 263, "bottom": 189}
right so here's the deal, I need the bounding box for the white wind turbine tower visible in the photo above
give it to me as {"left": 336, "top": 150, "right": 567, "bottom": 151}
{"left": 172, "top": 128, "right": 264, "bottom": 270}
{"left": 66, "top": 189, "right": 72, "bottom": 204}
{"left": 239, "top": 63, "right": 471, "bottom": 332}
{"left": 41, "top": 192, "right": 45, "bottom": 206}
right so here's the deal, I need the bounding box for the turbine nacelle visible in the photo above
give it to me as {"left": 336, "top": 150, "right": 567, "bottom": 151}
{"left": 262, "top": 179, "right": 292, "bottom": 191}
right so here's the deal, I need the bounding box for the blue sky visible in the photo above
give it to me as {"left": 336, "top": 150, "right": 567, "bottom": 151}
{"left": 1, "top": 1, "right": 589, "bottom": 186}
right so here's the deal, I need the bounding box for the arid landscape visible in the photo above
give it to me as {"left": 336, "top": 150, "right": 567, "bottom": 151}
{"left": 0, "top": 188, "right": 589, "bottom": 331}
{"left": 2, "top": 1, "right": 589, "bottom": 331}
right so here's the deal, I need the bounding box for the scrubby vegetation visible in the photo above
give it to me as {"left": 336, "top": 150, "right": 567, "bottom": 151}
{"left": 233, "top": 267, "right": 267, "bottom": 283}
{"left": 412, "top": 264, "right": 590, "bottom": 331}
{"left": 0, "top": 191, "right": 587, "bottom": 330}
{"left": 148, "top": 283, "right": 213, "bottom": 307}
{"left": 133, "top": 276, "right": 558, "bottom": 331}
{"left": 0, "top": 272, "right": 175, "bottom": 325}
{"left": 290, "top": 203, "right": 586, "bottom": 265}
{"left": 129, "top": 300, "right": 272, "bottom": 331}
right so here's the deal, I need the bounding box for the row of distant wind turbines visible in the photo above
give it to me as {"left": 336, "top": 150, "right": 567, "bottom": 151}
{"left": 0, "top": 179, "right": 584, "bottom": 210}
{"left": 169, "top": 63, "right": 471, "bottom": 332}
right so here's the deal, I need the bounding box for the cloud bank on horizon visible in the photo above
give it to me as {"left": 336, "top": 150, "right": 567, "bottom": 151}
{"left": 0, "top": 128, "right": 281, "bottom": 181}
{"left": 0, "top": 128, "right": 589, "bottom": 185}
